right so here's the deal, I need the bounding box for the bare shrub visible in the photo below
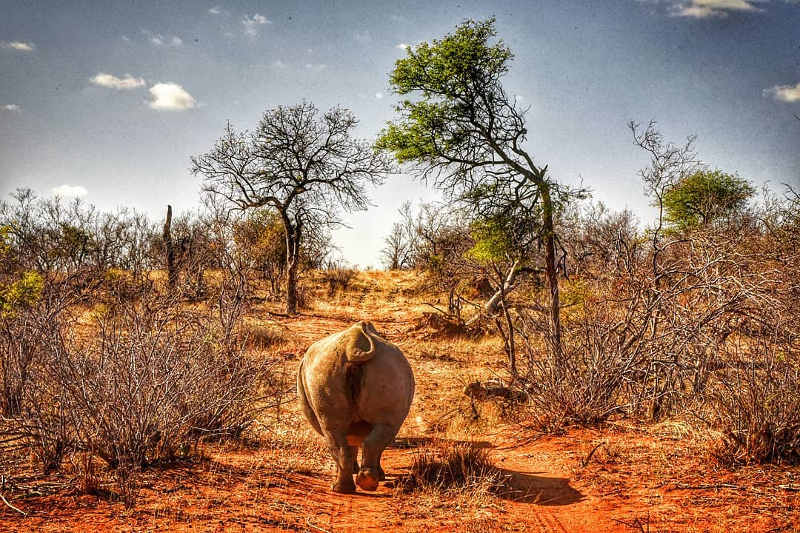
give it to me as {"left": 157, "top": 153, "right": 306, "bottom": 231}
{"left": 515, "top": 303, "right": 644, "bottom": 431}
{"left": 397, "top": 441, "right": 508, "bottom": 496}
{"left": 0, "top": 307, "right": 48, "bottom": 418}
{"left": 50, "top": 291, "right": 275, "bottom": 470}
{"left": 0, "top": 266, "right": 280, "bottom": 506}
{"left": 703, "top": 338, "right": 800, "bottom": 465}
{"left": 0, "top": 271, "right": 95, "bottom": 473}
{"left": 0, "top": 190, "right": 160, "bottom": 277}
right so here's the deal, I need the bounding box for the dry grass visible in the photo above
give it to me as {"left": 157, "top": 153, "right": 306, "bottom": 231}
{"left": 243, "top": 321, "right": 286, "bottom": 350}
{"left": 256, "top": 415, "right": 330, "bottom": 476}
{"left": 393, "top": 441, "right": 510, "bottom": 522}
{"left": 397, "top": 441, "right": 508, "bottom": 495}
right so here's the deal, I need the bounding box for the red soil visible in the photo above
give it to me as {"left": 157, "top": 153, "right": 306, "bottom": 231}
{"left": 3, "top": 424, "right": 797, "bottom": 532}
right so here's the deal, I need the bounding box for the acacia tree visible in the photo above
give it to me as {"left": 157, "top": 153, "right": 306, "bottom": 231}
{"left": 377, "top": 18, "right": 577, "bottom": 357}
{"left": 663, "top": 169, "right": 754, "bottom": 231}
{"left": 192, "top": 102, "right": 392, "bottom": 314}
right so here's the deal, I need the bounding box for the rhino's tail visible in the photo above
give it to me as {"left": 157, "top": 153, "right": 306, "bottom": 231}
{"left": 297, "top": 358, "right": 323, "bottom": 436}
{"left": 344, "top": 321, "right": 378, "bottom": 363}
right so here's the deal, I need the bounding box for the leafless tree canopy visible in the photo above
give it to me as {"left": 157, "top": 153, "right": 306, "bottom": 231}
{"left": 192, "top": 101, "right": 393, "bottom": 313}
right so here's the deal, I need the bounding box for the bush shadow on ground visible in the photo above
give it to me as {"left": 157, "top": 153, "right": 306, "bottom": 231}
{"left": 388, "top": 436, "right": 584, "bottom": 506}
{"left": 499, "top": 469, "right": 584, "bottom": 505}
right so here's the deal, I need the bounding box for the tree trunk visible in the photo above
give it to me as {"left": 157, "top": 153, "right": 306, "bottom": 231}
{"left": 540, "top": 184, "right": 562, "bottom": 361}
{"left": 502, "top": 300, "right": 517, "bottom": 379}
{"left": 163, "top": 205, "right": 177, "bottom": 290}
{"left": 281, "top": 212, "right": 301, "bottom": 315}
{"left": 285, "top": 259, "right": 297, "bottom": 315}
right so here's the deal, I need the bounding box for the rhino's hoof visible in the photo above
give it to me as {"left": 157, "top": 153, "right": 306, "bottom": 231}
{"left": 356, "top": 468, "right": 380, "bottom": 491}
{"left": 332, "top": 479, "right": 356, "bottom": 494}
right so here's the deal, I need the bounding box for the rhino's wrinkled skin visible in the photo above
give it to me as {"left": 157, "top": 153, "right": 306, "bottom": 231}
{"left": 297, "top": 321, "right": 415, "bottom": 493}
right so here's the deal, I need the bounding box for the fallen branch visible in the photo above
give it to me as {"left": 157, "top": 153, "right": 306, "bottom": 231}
{"left": 466, "top": 260, "right": 520, "bottom": 326}
{"left": 0, "top": 493, "right": 27, "bottom": 517}
{"left": 422, "top": 302, "right": 457, "bottom": 318}
{"left": 669, "top": 483, "right": 741, "bottom": 491}
{"left": 582, "top": 441, "right": 606, "bottom": 467}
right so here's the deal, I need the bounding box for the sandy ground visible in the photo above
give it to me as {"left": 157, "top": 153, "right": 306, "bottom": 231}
{"left": 1, "top": 271, "right": 798, "bottom": 532}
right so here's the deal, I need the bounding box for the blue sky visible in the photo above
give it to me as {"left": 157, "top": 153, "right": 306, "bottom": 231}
{"left": 1, "top": 0, "right": 798, "bottom": 266}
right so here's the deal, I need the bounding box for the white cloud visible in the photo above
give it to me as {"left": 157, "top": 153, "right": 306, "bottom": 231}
{"left": 121, "top": 35, "right": 131, "bottom": 42}
{"left": 304, "top": 63, "right": 327, "bottom": 72}
{"left": 1, "top": 41, "right": 34, "bottom": 51}
{"left": 764, "top": 82, "right": 800, "bottom": 103}
{"left": 375, "top": 92, "right": 384, "bottom": 99}
{"left": 142, "top": 30, "right": 183, "bottom": 47}
{"left": 208, "top": 6, "right": 223, "bottom": 15}
{"left": 272, "top": 60, "right": 287, "bottom": 69}
{"left": 148, "top": 82, "right": 196, "bottom": 111}
{"left": 90, "top": 72, "right": 146, "bottom": 90}
{"left": 396, "top": 43, "right": 410, "bottom": 50}
{"left": 242, "top": 13, "right": 271, "bottom": 36}
{"left": 52, "top": 185, "right": 88, "bottom": 198}
{"left": 672, "top": 0, "right": 762, "bottom": 18}
{"left": 2, "top": 104, "right": 21, "bottom": 112}
{"left": 677, "top": 5, "right": 718, "bottom": 16}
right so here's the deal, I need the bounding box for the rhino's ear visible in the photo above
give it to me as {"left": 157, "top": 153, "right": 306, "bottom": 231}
{"left": 363, "top": 321, "right": 379, "bottom": 336}
{"left": 345, "top": 322, "right": 375, "bottom": 363}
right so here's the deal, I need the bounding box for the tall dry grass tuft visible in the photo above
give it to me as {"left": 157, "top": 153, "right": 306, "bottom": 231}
{"left": 243, "top": 322, "right": 286, "bottom": 350}
{"left": 397, "top": 441, "right": 508, "bottom": 497}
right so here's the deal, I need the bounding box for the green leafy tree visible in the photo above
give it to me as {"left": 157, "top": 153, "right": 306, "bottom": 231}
{"left": 0, "top": 228, "right": 43, "bottom": 316}
{"left": 0, "top": 271, "right": 43, "bottom": 317}
{"left": 663, "top": 170, "right": 754, "bottom": 230}
{"left": 377, "top": 18, "right": 577, "bottom": 357}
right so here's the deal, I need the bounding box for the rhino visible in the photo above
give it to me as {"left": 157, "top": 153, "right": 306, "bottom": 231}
{"left": 297, "top": 321, "right": 415, "bottom": 493}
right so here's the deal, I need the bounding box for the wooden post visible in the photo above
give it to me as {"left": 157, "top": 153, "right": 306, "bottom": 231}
{"left": 163, "top": 205, "right": 177, "bottom": 289}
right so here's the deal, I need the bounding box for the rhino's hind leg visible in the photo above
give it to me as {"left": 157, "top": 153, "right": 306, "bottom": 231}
{"left": 327, "top": 436, "right": 357, "bottom": 494}
{"left": 376, "top": 449, "right": 385, "bottom": 481}
{"left": 351, "top": 445, "right": 359, "bottom": 473}
{"left": 357, "top": 424, "right": 396, "bottom": 491}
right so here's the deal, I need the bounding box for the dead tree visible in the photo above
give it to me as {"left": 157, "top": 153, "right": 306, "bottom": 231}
{"left": 192, "top": 102, "right": 393, "bottom": 314}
